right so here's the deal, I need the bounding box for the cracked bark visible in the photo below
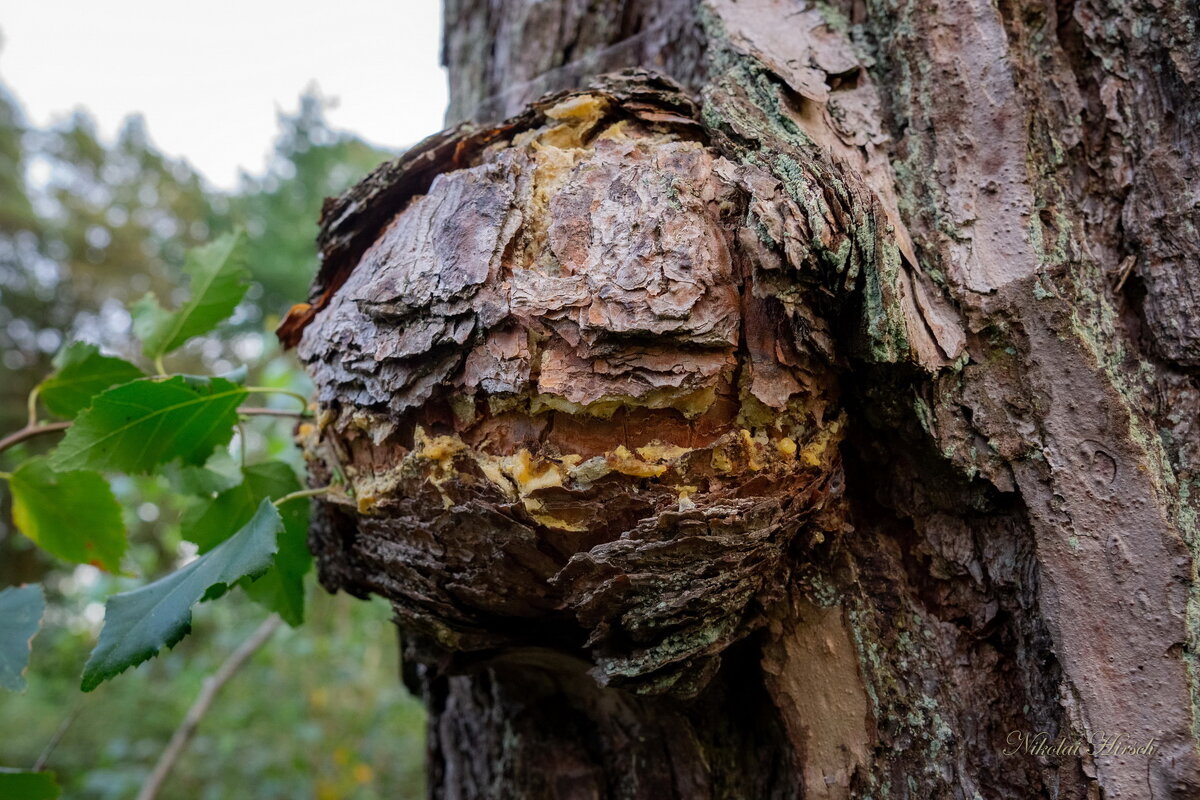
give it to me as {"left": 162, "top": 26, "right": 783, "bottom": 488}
{"left": 285, "top": 1, "right": 1200, "bottom": 797}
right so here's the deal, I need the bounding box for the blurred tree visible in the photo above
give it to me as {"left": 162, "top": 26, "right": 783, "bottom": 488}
{"left": 0, "top": 74, "right": 423, "bottom": 799}
{"left": 0, "top": 87, "right": 220, "bottom": 585}
{"left": 0, "top": 81, "right": 50, "bottom": 435}
{"left": 40, "top": 113, "right": 217, "bottom": 319}
{"left": 0, "top": 79, "right": 392, "bottom": 581}
{"left": 0, "top": 81, "right": 47, "bottom": 587}
{"left": 227, "top": 89, "right": 391, "bottom": 322}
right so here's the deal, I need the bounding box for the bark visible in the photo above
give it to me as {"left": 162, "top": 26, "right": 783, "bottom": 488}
{"left": 284, "top": 1, "right": 1200, "bottom": 797}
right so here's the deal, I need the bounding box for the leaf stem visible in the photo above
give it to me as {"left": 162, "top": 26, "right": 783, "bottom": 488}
{"left": 236, "top": 421, "right": 247, "bottom": 468}
{"left": 154, "top": 354, "right": 168, "bottom": 377}
{"left": 0, "top": 471, "right": 11, "bottom": 481}
{"left": 272, "top": 485, "right": 332, "bottom": 507}
{"left": 244, "top": 386, "right": 309, "bottom": 408}
{"left": 237, "top": 407, "right": 311, "bottom": 419}
{"left": 26, "top": 386, "right": 40, "bottom": 428}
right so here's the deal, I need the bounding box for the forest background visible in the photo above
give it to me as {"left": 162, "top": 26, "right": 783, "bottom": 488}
{"left": 0, "top": 68, "right": 431, "bottom": 800}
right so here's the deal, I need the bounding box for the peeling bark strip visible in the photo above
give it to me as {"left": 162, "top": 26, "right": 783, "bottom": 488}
{"left": 289, "top": 0, "right": 1200, "bottom": 797}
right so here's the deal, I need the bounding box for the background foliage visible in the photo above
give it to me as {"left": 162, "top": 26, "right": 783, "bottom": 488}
{"left": 0, "top": 74, "right": 427, "bottom": 799}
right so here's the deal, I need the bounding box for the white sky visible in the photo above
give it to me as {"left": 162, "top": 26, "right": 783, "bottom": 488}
{"left": 0, "top": 0, "right": 449, "bottom": 189}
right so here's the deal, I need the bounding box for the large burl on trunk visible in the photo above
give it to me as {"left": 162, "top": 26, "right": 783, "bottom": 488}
{"left": 284, "top": 0, "right": 1200, "bottom": 797}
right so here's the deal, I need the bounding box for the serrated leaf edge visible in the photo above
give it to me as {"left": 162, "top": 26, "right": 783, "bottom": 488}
{"left": 79, "top": 501, "right": 280, "bottom": 691}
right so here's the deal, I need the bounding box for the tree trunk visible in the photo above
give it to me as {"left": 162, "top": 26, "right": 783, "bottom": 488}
{"left": 284, "top": 0, "right": 1200, "bottom": 797}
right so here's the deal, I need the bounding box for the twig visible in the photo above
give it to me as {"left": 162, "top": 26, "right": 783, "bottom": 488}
{"left": 33, "top": 705, "right": 82, "bottom": 771}
{"left": 0, "top": 422, "right": 71, "bottom": 454}
{"left": 0, "top": 408, "right": 307, "bottom": 456}
{"left": 136, "top": 614, "right": 282, "bottom": 800}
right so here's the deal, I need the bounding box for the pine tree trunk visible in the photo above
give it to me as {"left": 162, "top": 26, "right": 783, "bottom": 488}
{"left": 286, "top": 0, "right": 1200, "bottom": 797}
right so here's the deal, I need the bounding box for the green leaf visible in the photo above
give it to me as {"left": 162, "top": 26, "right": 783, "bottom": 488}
{"left": 241, "top": 529, "right": 310, "bottom": 626}
{"left": 49, "top": 376, "right": 247, "bottom": 474}
{"left": 9, "top": 459, "right": 126, "bottom": 572}
{"left": 80, "top": 499, "right": 282, "bottom": 692}
{"left": 132, "top": 231, "right": 250, "bottom": 359}
{"left": 184, "top": 462, "right": 311, "bottom": 625}
{"left": 36, "top": 342, "right": 145, "bottom": 419}
{"left": 164, "top": 463, "right": 241, "bottom": 497}
{"left": 0, "top": 770, "right": 60, "bottom": 799}
{"left": 0, "top": 584, "right": 45, "bottom": 691}
{"left": 185, "top": 462, "right": 298, "bottom": 551}
{"left": 238, "top": 478, "right": 311, "bottom": 626}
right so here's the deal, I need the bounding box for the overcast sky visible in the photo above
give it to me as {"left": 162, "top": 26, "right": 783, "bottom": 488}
{"left": 0, "top": 0, "right": 448, "bottom": 189}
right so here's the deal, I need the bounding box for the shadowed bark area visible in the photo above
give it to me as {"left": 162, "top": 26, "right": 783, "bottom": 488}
{"left": 285, "top": 0, "right": 1200, "bottom": 797}
{"left": 409, "top": 641, "right": 799, "bottom": 798}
